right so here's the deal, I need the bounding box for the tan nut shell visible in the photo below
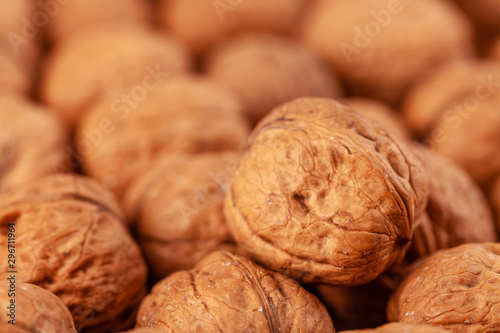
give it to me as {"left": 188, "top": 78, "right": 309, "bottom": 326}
{"left": 205, "top": 34, "right": 342, "bottom": 123}
{"left": 41, "top": 25, "right": 191, "bottom": 127}
{"left": 301, "top": 0, "right": 473, "bottom": 105}
{"left": 136, "top": 251, "right": 335, "bottom": 332}
{"left": 78, "top": 76, "right": 250, "bottom": 200}
{"left": 224, "top": 97, "right": 428, "bottom": 285}
{"left": 409, "top": 147, "right": 497, "bottom": 258}
{"left": 0, "top": 174, "right": 147, "bottom": 333}
{"left": 0, "top": 95, "right": 68, "bottom": 193}
{"left": 0, "top": 283, "right": 76, "bottom": 332}
{"left": 125, "top": 152, "right": 246, "bottom": 279}
{"left": 159, "top": 0, "right": 305, "bottom": 52}
{"left": 340, "top": 323, "right": 450, "bottom": 333}
{"left": 388, "top": 243, "right": 500, "bottom": 332}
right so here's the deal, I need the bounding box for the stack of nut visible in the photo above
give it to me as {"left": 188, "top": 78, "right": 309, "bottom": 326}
{"left": 1, "top": 0, "right": 500, "bottom": 332}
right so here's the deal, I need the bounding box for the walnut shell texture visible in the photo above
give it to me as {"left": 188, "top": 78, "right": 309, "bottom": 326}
{"left": 41, "top": 25, "right": 191, "bottom": 127}
{"left": 78, "top": 76, "right": 250, "bottom": 200}
{"left": 0, "top": 282, "right": 76, "bottom": 332}
{"left": 125, "top": 152, "right": 246, "bottom": 279}
{"left": 205, "top": 34, "right": 342, "bottom": 123}
{"left": 409, "top": 147, "right": 497, "bottom": 259}
{"left": 388, "top": 243, "right": 500, "bottom": 332}
{"left": 0, "top": 95, "right": 68, "bottom": 193}
{"left": 0, "top": 174, "right": 147, "bottom": 332}
{"left": 159, "top": 0, "right": 306, "bottom": 52}
{"left": 136, "top": 251, "right": 335, "bottom": 332}
{"left": 301, "top": 0, "right": 473, "bottom": 104}
{"left": 340, "top": 323, "right": 450, "bottom": 333}
{"left": 224, "top": 97, "right": 428, "bottom": 285}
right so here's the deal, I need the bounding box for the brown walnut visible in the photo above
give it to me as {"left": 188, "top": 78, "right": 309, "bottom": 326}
{"left": 136, "top": 251, "right": 335, "bottom": 332}
{"left": 77, "top": 76, "right": 250, "bottom": 200}
{"left": 125, "top": 152, "right": 247, "bottom": 280}
{"left": 340, "top": 323, "right": 450, "bottom": 333}
{"left": 388, "top": 243, "right": 500, "bottom": 332}
{"left": 224, "top": 97, "right": 428, "bottom": 285}
{"left": 0, "top": 282, "right": 76, "bottom": 332}
{"left": 0, "top": 174, "right": 147, "bottom": 333}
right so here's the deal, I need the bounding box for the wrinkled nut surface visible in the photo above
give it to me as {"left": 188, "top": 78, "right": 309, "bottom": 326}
{"left": 46, "top": 0, "right": 151, "bottom": 41}
{"left": 225, "top": 97, "right": 428, "bottom": 285}
{"left": 0, "top": 174, "right": 147, "bottom": 333}
{"left": 403, "top": 60, "right": 500, "bottom": 185}
{"left": 41, "top": 25, "right": 191, "bottom": 127}
{"left": 0, "top": 95, "right": 68, "bottom": 193}
{"left": 120, "top": 329, "right": 164, "bottom": 333}
{"left": 388, "top": 243, "right": 500, "bottom": 332}
{"left": 409, "top": 147, "right": 497, "bottom": 259}
{"left": 78, "top": 76, "right": 250, "bottom": 200}
{"left": 159, "top": 0, "right": 305, "bottom": 52}
{"left": 205, "top": 34, "right": 342, "bottom": 123}
{"left": 340, "top": 323, "right": 450, "bottom": 333}
{"left": 0, "top": 283, "right": 76, "bottom": 332}
{"left": 137, "top": 251, "right": 335, "bottom": 332}
{"left": 301, "top": 0, "right": 473, "bottom": 105}
{"left": 125, "top": 152, "right": 246, "bottom": 279}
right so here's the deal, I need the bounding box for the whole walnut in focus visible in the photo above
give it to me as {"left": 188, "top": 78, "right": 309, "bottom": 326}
{"left": 0, "top": 283, "right": 76, "bottom": 332}
{"left": 388, "top": 243, "right": 500, "bottom": 332}
{"left": 41, "top": 25, "right": 191, "bottom": 127}
{"left": 340, "top": 323, "right": 450, "bottom": 333}
{"left": 0, "top": 174, "right": 147, "bottom": 333}
{"left": 403, "top": 60, "right": 500, "bottom": 185}
{"left": 136, "top": 251, "right": 335, "bottom": 332}
{"left": 225, "top": 97, "right": 428, "bottom": 285}
{"left": 205, "top": 34, "right": 342, "bottom": 123}
{"left": 159, "top": 0, "right": 306, "bottom": 53}
{"left": 45, "top": 0, "right": 151, "bottom": 41}
{"left": 125, "top": 152, "right": 247, "bottom": 280}
{"left": 409, "top": 147, "right": 497, "bottom": 259}
{"left": 77, "top": 76, "right": 250, "bottom": 200}
{"left": 0, "top": 95, "right": 68, "bottom": 193}
{"left": 301, "top": 0, "right": 474, "bottom": 105}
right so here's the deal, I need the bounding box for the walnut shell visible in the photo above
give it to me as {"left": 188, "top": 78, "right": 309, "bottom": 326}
{"left": 205, "top": 34, "right": 342, "bottom": 123}
{"left": 224, "top": 97, "right": 428, "bottom": 285}
{"left": 340, "top": 323, "right": 450, "bottom": 333}
{"left": 388, "top": 243, "right": 500, "bottom": 332}
{"left": 125, "top": 152, "right": 247, "bottom": 279}
{"left": 409, "top": 147, "right": 497, "bottom": 259}
{"left": 0, "top": 174, "right": 147, "bottom": 332}
{"left": 41, "top": 25, "right": 191, "bottom": 127}
{"left": 0, "top": 95, "right": 68, "bottom": 193}
{"left": 0, "top": 282, "right": 76, "bottom": 332}
{"left": 46, "top": 0, "right": 151, "bottom": 41}
{"left": 120, "top": 329, "right": 164, "bottom": 333}
{"left": 136, "top": 251, "right": 335, "bottom": 332}
{"left": 301, "top": 0, "right": 473, "bottom": 105}
{"left": 403, "top": 60, "right": 500, "bottom": 185}
{"left": 159, "top": 0, "right": 306, "bottom": 52}
{"left": 77, "top": 76, "right": 250, "bottom": 200}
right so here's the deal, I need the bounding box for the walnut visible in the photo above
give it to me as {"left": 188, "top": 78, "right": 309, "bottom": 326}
{"left": 301, "top": 0, "right": 473, "bottom": 105}
{"left": 0, "top": 95, "right": 68, "bottom": 193}
{"left": 77, "top": 76, "right": 250, "bottom": 200}
{"left": 341, "top": 98, "right": 410, "bottom": 141}
{"left": 388, "top": 243, "right": 500, "bottom": 332}
{"left": 136, "top": 251, "right": 335, "bottom": 332}
{"left": 0, "top": 174, "right": 147, "bottom": 332}
{"left": 46, "top": 0, "right": 151, "bottom": 41}
{"left": 158, "top": 0, "right": 305, "bottom": 53}
{"left": 0, "top": 282, "right": 76, "bottom": 332}
{"left": 120, "top": 329, "right": 164, "bottom": 333}
{"left": 205, "top": 34, "right": 342, "bottom": 124}
{"left": 340, "top": 323, "right": 450, "bottom": 332}
{"left": 125, "top": 151, "right": 248, "bottom": 280}
{"left": 409, "top": 147, "right": 497, "bottom": 259}
{"left": 224, "top": 97, "right": 428, "bottom": 285}
{"left": 402, "top": 60, "right": 500, "bottom": 185}
{"left": 41, "top": 25, "right": 191, "bottom": 127}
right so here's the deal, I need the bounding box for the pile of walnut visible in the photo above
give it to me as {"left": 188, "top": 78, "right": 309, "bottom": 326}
{"left": 1, "top": 0, "right": 500, "bottom": 332}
